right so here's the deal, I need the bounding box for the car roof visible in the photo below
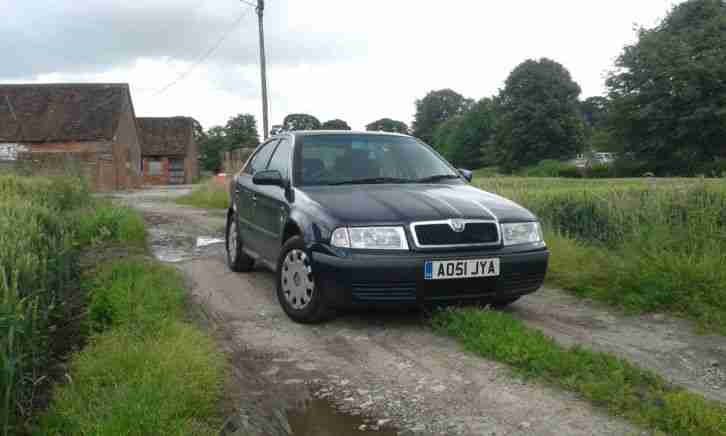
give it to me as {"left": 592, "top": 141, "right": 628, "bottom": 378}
{"left": 273, "top": 130, "right": 411, "bottom": 139}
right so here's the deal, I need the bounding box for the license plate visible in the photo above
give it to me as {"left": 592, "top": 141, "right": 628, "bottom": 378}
{"left": 424, "top": 258, "right": 500, "bottom": 280}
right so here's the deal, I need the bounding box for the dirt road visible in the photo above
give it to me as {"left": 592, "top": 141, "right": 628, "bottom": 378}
{"left": 114, "top": 186, "right": 726, "bottom": 435}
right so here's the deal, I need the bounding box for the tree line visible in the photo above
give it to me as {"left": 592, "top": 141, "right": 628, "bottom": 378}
{"left": 200, "top": 0, "right": 726, "bottom": 176}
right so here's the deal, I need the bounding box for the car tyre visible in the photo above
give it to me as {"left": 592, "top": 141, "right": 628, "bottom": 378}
{"left": 276, "top": 236, "right": 333, "bottom": 323}
{"left": 226, "top": 210, "right": 254, "bottom": 272}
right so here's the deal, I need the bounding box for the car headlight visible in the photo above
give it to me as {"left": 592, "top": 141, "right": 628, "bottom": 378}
{"left": 330, "top": 226, "right": 409, "bottom": 250}
{"left": 501, "top": 222, "right": 543, "bottom": 246}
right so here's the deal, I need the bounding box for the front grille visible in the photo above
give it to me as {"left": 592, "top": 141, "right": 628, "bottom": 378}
{"left": 413, "top": 221, "right": 499, "bottom": 247}
{"left": 352, "top": 282, "right": 417, "bottom": 302}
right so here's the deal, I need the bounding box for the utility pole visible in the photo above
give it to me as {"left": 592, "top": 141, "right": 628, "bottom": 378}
{"left": 257, "top": 0, "right": 270, "bottom": 139}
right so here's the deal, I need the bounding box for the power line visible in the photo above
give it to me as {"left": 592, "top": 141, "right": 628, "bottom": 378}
{"left": 154, "top": 9, "right": 253, "bottom": 96}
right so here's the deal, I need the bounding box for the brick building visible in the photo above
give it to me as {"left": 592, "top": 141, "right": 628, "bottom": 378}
{"left": 0, "top": 83, "right": 142, "bottom": 191}
{"left": 137, "top": 117, "right": 199, "bottom": 185}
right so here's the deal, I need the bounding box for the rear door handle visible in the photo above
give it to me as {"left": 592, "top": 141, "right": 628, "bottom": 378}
{"left": 251, "top": 193, "right": 257, "bottom": 201}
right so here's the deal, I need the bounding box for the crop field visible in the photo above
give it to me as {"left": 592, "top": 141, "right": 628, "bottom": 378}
{"left": 474, "top": 174, "right": 726, "bottom": 332}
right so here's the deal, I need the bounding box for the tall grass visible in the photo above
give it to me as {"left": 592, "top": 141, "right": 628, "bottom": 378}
{"left": 0, "top": 175, "right": 144, "bottom": 435}
{"left": 475, "top": 176, "right": 726, "bottom": 331}
{"left": 175, "top": 179, "right": 229, "bottom": 210}
{"left": 38, "top": 260, "right": 224, "bottom": 436}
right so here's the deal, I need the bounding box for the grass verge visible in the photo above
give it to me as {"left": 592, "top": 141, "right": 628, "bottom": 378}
{"left": 37, "top": 260, "right": 225, "bottom": 436}
{"left": 1, "top": 175, "right": 147, "bottom": 435}
{"left": 434, "top": 307, "right": 726, "bottom": 436}
{"left": 175, "top": 179, "right": 229, "bottom": 210}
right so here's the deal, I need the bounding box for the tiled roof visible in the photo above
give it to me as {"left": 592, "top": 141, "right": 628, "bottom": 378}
{"left": 0, "top": 83, "right": 132, "bottom": 142}
{"left": 137, "top": 117, "right": 194, "bottom": 156}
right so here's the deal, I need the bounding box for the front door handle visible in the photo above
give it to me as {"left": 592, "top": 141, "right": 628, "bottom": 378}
{"left": 251, "top": 193, "right": 257, "bottom": 201}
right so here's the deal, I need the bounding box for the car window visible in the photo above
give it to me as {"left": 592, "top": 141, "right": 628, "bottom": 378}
{"left": 244, "top": 140, "right": 279, "bottom": 175}
{"left": 266, "top": 137, "right": 292, "bottom": 178}
{"left": 295, "top": 134, "right": 457, "bottom": 186}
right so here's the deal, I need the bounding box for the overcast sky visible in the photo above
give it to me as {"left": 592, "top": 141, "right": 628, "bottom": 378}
{"left": 1, "top": 0, "right": 679, "bottom": 132}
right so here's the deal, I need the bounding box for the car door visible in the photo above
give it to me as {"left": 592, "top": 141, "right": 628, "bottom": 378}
{"left": 236, "top": 139, "right": 279, "bottom": 257}
{"left": 253, "top": 136, "right": 293, "bottom": 262}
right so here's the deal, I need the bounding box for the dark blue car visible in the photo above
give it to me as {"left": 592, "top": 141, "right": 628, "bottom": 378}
{"left": 226, "top": 131, "right": 548, "bottom": 323}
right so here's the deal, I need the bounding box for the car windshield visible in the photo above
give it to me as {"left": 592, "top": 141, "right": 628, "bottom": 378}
{"left": 295, "top": 134, "right": 459, "bottom": 186}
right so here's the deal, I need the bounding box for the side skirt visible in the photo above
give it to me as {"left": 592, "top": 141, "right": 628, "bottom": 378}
{"left": 242, "top": 247, "right": 277, "bottom": 273}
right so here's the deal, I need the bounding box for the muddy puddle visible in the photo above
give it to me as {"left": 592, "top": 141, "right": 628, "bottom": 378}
{"left": 287, "top": 398, "right": 397, "bottom": 435}
{"left": 148, "top": 225, "right": 226, "bottom": 262}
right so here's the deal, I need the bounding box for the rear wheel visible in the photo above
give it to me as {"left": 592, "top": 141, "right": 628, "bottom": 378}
{"left": 226, "top": 211, "right": 253, "bottom": 272}
{"left": 276, "top": 236, "right": 333, "bottom": 323}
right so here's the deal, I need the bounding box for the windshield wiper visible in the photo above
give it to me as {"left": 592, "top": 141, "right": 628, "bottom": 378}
{"left": 415, "top": 174, "right": 461, "bottom": 183}
{"left": 329, "top": 177, "right": 413, "bottom": 186}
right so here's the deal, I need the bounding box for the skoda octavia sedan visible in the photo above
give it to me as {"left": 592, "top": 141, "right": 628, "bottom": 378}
{"left": 226, "top": 131, "right": 548, "bottom": 323}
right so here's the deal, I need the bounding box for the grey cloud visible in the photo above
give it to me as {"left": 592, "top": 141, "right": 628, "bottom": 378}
{"left": 0, "top": 0, "right": 365, "bottom": 79}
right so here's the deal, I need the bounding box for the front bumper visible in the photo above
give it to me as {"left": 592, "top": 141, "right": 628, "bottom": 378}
{"left": 311, "top": 245, "right": 549, "bottom": 308}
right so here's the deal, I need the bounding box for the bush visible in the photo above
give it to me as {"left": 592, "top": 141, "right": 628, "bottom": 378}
{"left": 585, "top": 163, "right": 613, "bottom": 178}
{"left": 697, "top": 160, "right": 726, "bottom": 178}
{"left": 612, "top": 158, "right": 650, "bottom": 177}
{"left": 557, "top": 164, "right": 582, "bottom": 178}
{"left": 520, "top": 160, "right": 568, "bottom": 177}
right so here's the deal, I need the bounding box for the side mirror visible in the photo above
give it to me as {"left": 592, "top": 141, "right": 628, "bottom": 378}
{"left": 253, "top": 170, "right": 284, "bottom": 187}
{"left": 458, "top": 168, "right": 473, "bottom": 182}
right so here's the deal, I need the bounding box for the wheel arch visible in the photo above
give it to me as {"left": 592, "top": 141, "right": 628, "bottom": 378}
{"left": 284, "top": 209, "right": 318, "bottom": 247}
{"left": 282, "top": 220, "right": 302, "bottom": 244}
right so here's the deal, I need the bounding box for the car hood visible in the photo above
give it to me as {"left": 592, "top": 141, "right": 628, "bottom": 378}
{"left": 298, "top": 183, "right": 536, "bottom": 225}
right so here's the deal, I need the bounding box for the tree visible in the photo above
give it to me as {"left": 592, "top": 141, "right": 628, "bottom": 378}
{"left": 432, "top": 98, "right": 498, "bottom": 168}
{"left": 283, "top": 113, "right": 321, "bottom": 131}
{"left": 225, "top": 113, "right": 259, "bottom": 147}
{"left": 579, "top": 96, "right": 610, "bottom": 130}
{"left": 432, "top": 116, "right": 464, "bottom": 160}
{"left": 365, "top": 118, "right": 409, "bottom": 134}
{"left": 198, "top": 113, "right": 259, "bottom": 173}
{"left": 199, "top": 126, "right": 229, "bottom": 173}
{"left": 412, "top": 89, "right": 473, "bottom": 144}
{"left": 607, "top": 0, "right": 726, "bottom": 174}
{"left": 496, "top": 58, "right": 585, "bottom": 170}
{"left": 191, "top": 118, "right": 205, "bottom": 144}
{"left": 321, "top": 119, "right": 352, "bottom": 130}
{"left": 578, "top": 97, "right": 618, "bottom": 152}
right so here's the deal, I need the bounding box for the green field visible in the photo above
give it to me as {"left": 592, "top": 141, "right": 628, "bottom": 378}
{"left": 474, "top": 175, "right": 726, "bottom": 332}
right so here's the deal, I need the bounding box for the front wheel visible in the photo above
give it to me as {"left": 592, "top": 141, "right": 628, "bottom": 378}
{"left": 226, "top": 211, "right": 254, "bottom": 272}
{"left": 276, "top": 236, "right": 333, "bottom": 323}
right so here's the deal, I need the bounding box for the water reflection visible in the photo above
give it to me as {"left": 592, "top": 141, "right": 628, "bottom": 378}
{"left": 288, "top": 398, "right": 397, "bottom": 436}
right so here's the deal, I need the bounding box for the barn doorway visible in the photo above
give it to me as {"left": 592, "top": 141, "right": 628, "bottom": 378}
{"left": 169, "top": 158, "right": 185, "bottom": 185}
